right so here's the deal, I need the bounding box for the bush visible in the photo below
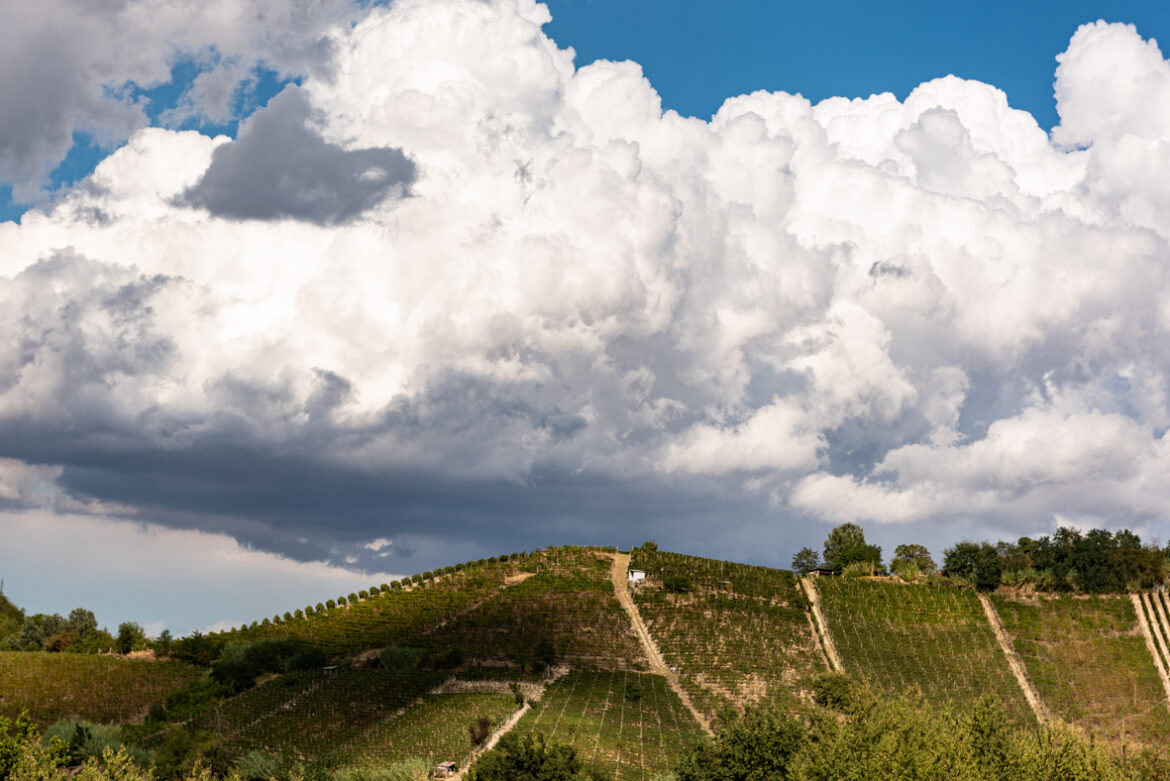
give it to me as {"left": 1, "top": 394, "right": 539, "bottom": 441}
{"left": 641, "top": 540, "right": 659, "bottom": 551}
{"left": 663, "top": 575, "right": 691, "bottom": 593}
{"left": 471, "top": 731, "right": 607, "bottom": 781}
{"left": 469, "top": 716, "right": 493, "bottom": 746}
{"left": 325, "top": 600, "right": 336, "bottom": 609}
{"left": 379, "top": 645, "right": 423, "bottom": 670}
{"left": 841, "top": 561, "right": 877, "bottom": 578}
{"left": 236, "top": 750, "right": 281, "bottom": 781}
{"left": 358, "top": 590, "right": 368, "bottom": 600}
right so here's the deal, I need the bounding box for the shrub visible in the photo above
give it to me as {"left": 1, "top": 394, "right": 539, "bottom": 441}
{"left": 664, "top": 575, "right": 691, "bottom": 593}
{"left": 236, "top": 750, "right": 281, "bottom": 781}
{"left": 841, "top": 561, "right": 877, "bottom": 578}
{"left": 325, "top": 600, "right": 336, "bottom": 609}
{"left": 469, "top": 716, "right": 493, "bottom": 746}
{"left": 641, "top": 540, "right": 659, "bottom": 551}
{"left": 358, "top": 590, "right": 368, "bottom": 600}
{"left": 380, "top": 584, "right": 390, "bottom": 593}
{"left": 337, "top": 596, "right": 347, "bottom": 606}
{"left": 379, "top": 645, "right": 423, "bottom": 670}
{"left": 347, "top": 593, "right": 358, "bottom": 603}
{"left": 470, "top": 731, "right": 602, "bottom": 781}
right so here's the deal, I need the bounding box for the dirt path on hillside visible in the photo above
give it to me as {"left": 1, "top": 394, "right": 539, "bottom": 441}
{"left": 977, "top": 593, "right": 1051, "bottom": 725}
{"left": 1133, "top": 593, "right": 1170, "bottom": 704}
{"left": 609, "top": 553, "right": 713, "bottom": 736}
{"left": 799, "top": 578, "right": 843, "bottom": 672}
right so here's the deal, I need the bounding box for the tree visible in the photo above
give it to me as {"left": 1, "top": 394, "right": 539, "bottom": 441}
{"left": 943, "top": 542, "right": 1002, "bottom": 591}
{"left": 891, "top": 544, "right": 936, "bottom": 574}
{"left": 117, "top": 622, "right": 147, "bottom": 654}
{"left": 791, "top": 547, "right": 820, "bottom": 575}
{"left": 471, "top": 731, "right": 607, "bottom": 780}
{"left": 823, "top": 524, "right": 882, "bottom": 573}
{"left": 675, "top": 706, "right": 807, "bottom": 780}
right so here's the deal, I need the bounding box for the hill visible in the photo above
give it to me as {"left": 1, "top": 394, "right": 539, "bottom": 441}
{"left": 5, "top": 545, "right": 1170, "bottom": 780}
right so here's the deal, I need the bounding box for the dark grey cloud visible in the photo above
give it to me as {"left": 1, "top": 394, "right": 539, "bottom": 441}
{"left": 0, "top": 0, "right": 364, "bottom": 202}
{"left": 179, "top": 87, "right": 416, "bottom": 225}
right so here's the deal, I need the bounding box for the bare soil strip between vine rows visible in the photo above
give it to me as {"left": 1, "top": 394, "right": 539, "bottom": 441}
{"left": 800, "top": 577, "right": 843, "bottom": 672}
{"left": 1133, "top": 593, "right": 1170, "bottom": 705}
{"left": 977, "top": 593, "right": 1051, "bottom": 725}
{"left": 609, "top": 552, "right": 714, "bottom": 736}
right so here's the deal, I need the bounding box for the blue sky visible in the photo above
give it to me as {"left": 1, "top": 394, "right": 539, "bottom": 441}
{"left": 6, "top": 0, "right": 1169, "bottom": 224}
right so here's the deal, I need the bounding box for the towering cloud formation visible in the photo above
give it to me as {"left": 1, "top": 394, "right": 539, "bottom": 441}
{"left": 1, "top": 0, "right": 1169, "bottom": 568}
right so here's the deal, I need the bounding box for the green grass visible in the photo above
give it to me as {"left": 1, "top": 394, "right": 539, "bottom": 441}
{"left": 341, "top": 692, "right": 518, "bottom": 770}
{"left": 0, "top": 652, "right": 200, "bottom": 727}
{"left": 816, "top": 578, "right": 1034, "bottom": 725}
{"left": 505, "top": 670, "right": 704, "bottom": 781}
{"left": 992, "top": 593, "right": 1170, "bottom": 745}
{"left": 630, "top": 550, "right": 824, "bottom": 724}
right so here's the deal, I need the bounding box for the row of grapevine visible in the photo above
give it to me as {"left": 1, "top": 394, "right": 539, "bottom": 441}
{"left": 507, "top": 670, "right": 704, "bottom": 781}
{"left": 993, "top": 593, "right": 1170, "bottom": 745}
{"left": 816, "top": 578, "right": 1034, "bottom": 725}
{"left": 200, "top": 668, "right": 448, "bottom": 761}
{"left": 629, "top": 550, "right": 824, "bottom": 724}
{"left": 420, "top": 549, "right": 645, "bottom": 669}
{"left": 341, "top": 692, "right": 517, "bottom": 771}
{"left": 0, "top": 651, "right": 200, "bottom": 727}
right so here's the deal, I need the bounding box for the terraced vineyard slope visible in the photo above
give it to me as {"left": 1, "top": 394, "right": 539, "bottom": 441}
{"left": 992, "top": 593, "right": 1170, "bottom": 744}
{"left": 420, "top": 548, "right": 645, "bottom": 669}
{"left": 629, "top": 549, "right": 825, "bottom": 725}
{"left": 816, "top": 577, "right": 1034, "bottom": 725}
{"left": 219, "top": 558, "right": 520, "bottom": 655}
{"left": 509, "top": 670, "right": 703, "bottom": 781}
{"left": 0, "top": 651, "right": 200, "bottom": 727}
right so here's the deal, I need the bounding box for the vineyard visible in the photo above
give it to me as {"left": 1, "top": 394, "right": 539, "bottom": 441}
{"left": 192, "top": 668, "right": 448, "bottom": 761}
{"left": 992, "top": 593, "right": 1170, "bottom": 744}
{"left": 219, "top": 558, "right": 519, "bottom": 655}
{"left": 341, "top": 692, "right": 517, "bottom": 771}
{"left": 629, "top": 549, "right": 824, "bottom": 724}
{"left": 508, "top": 670, "right": 703, "bottom": 781}
{"left": 815, "top": 577, "right": 1035, "bottom": 725}
{"left": 0, "top": 651, "right": 200, "bottom": 727}
{"left": 420, "top": 548, "right": 645, "bottom": 669}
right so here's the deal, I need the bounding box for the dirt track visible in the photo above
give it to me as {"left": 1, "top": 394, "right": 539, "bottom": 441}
{"left": 609, "top": 552, "right": 713, "bottom": 735}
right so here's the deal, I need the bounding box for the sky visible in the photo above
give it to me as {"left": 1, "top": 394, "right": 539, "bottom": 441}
{"left": 2, "top": 0, "right": 1170, "bottom": 635}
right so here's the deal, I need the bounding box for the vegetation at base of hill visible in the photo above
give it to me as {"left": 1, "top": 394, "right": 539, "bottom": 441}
{"left": 992, "top": 593, "right": 1170, "bottom": 745}
{"left": 672, "top": 674, "right": 1170, "bottom": 781}
{"left": 510, "top": 670, "right": 703, "bottom": 781}
{"left": 0, "top": 652, "right": 201, "bottom": 728}
{"left": 816, "top": 577, "right": 1034, "bottom": 724}
{"left": 630, "top": 547, "right": 822, "bottom": 727}
{"left": 470, "top": 731, "right": 610, "bottom": 781}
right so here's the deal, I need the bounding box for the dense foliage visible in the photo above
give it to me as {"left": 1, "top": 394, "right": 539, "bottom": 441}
{"left": 674, "top": 674, "right": 1170, "bottom": 781}
{"left": 945, "top": 527, "right": 1168, "bottom": 593}
{"left": 470, "top": 731, "right": 609, "bottom": 781}
{"left": 821, "top": 524, "right": 882, "bottom": 574}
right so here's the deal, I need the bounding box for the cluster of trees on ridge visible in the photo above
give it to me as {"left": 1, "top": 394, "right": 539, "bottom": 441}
{"left": 0, "top": 590, "right": 152, "bottom": 655}
{"left": 791, "top": 522, "right": 1169, "bottom": 593}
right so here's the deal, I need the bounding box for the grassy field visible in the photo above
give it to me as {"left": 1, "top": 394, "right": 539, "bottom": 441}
{"left": 0, "top": 652, "right": 200, "bottom": 727}
{"left": 504, "top": 670, "right": 703, "bottom": 781}
{"left": 630, "top": 549, "right": 824, "bottom": 724}
{"left": 421, "top": 548, "right": 645, "bottom": 669}
{"left": 816, "top": 578, "right": 1034, "bottom": 725}
{"left": 341, "top": 692, "right": 518, "bottom": 771}
{"left": 992, "top": 593, "right": 1170, "bottom": 744}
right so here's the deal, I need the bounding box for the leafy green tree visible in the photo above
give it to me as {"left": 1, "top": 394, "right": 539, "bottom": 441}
{"left": 471, "top": 731, "right": 608, "bottom": 780}
{"left": 822, "top": 523, "right": 882, "bottom": 573}
{"left": 943, "top": 541, "right": 1002, "bottom": 590}
{"left": 116, "top": 623, "right": 147, "bottom": 654}
{"left": 791, "top": 547, "right": 820, "bottom": 575}
{"left": 891, "top": 544, "right": 936, "bottom": 573}
{"left": 675, "top": 706, "right": 806, "bottom": 780}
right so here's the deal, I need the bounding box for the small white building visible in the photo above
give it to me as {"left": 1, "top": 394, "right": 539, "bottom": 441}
{"left": 628, "top": 570, "right": 646, "bottom": 586}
